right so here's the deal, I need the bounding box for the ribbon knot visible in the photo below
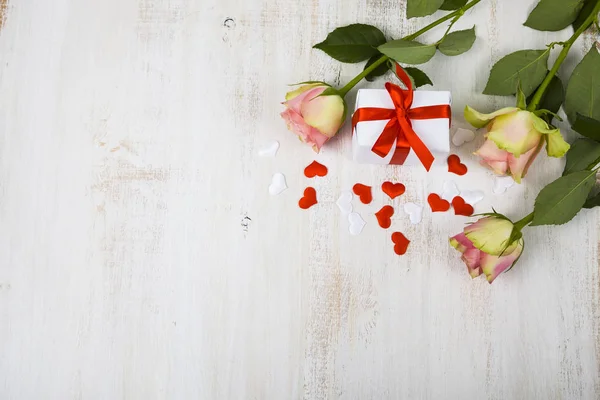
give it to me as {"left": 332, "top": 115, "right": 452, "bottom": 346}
{"left": 352, "top": 64, "right": 451, "bottom": 171}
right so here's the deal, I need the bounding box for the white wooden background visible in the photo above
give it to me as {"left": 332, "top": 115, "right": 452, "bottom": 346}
{"left": 0, "top": 0, "right": 599, "bottom": 399}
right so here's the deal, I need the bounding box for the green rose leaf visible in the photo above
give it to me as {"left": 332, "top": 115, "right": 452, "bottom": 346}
{"left": 573, "top": 0, "right": 597, "bottom": 31}
{"left": 565, "top": 48, "right": 600, "bottom": 124}
{"left": 438, "top": 27, "right": 476, "bottom": 56}
{"left": 313, "top": 24, "right": 386, "bottom": 63}
{"left": 562, "top": 139, "right": 600, "bottom": 175}
{"left": 364, "top": 54, "right": 391, "bottom": 82}
{"left": 404, "top": 67, "right": 433, "bottom": 88}
{"left": 573, "top": 114, "right": 600, "bottom": 142}
{"left": 524, "top": 0, "right": 587, "bottom": 32}
{"left": 378, "top": 40, "right": 437, "bottom": 65}
{"left": 439, "top": 0, "right": 468, "bottom": 10}
{"left": 584, "top": 193, "right": 600, "bottom": 209}
{"left": 531, "top": 170, "right": 596, "bottom": 226}
{"left": 527, "top": 75, "right": 564, "bottom": 119}
{"left": 483, "top": 49, "right": 549, "bottom": 97}
{"left": 407, "top": 0, "right": 445, "bottom": 18}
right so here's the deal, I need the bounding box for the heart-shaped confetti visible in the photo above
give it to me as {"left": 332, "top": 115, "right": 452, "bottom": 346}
{"left": 304, "top": 161, "right": 328, "bottom": 178}
{"left": 375, "top": 205, "right": 394, "bottom": 229}
{"left": 448, "top": 154, "right": 468, "bottom": 176}
{"left": 268, "top": 173, "right": 288, "bottom": 195}
{"left": 336, "top": 191, "right": 353, "bottom": 215}
{"left": 428, "top": 193, "right": 451, "bottom": 212}
{"left": 348, "top": 212, "right": 366, "bottom": 235}
{"left": 452, "top": 128, "right": 475, "bottom": 147}
{"left": 299, "top": 187, "right": 318, "bottom": 209}
{"left": 460, "top": 190, "right": 484, "bottom": 205}
{"left": 404, "top": 202, "right": 423, "bottom": 225}
{"left": 382, "top": 182, "right": 406, "bottom": 200}
{"left": 452, "top": 196, "right": 474, "bottom": 216}
{"left": 493, "top": 176, "right": 515, "bottom": 194}
{"left": 353, "top": 183, "right": 373, "bottom": 204}
{"left": 441, "top": 180, "right": 460, "bottom": 201}
{"left": 258, "top": 140, "right": 280, "bottom": 157}
{"left": 391, "top": 232, "right": 410, "bottom": 255}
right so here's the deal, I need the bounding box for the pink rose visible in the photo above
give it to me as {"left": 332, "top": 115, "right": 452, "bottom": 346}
{"left": 464, "top": 106, "right": 570, "bottom": 183}
{"left": 449, "top": 216, "right": 524, "bottom": 283}
{"left": 281, "top": 83, "right": 346, "bottom": 152}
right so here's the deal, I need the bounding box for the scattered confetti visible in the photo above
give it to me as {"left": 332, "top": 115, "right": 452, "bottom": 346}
{"left": 448, "top": 154, "right": 468, "bottom": 176}
{"left": 258, "top": 140, "right": 280, "bottom": 157}
{"left": 428, "top": 193, "right": 451, "bottom": 212}
{"left": 404, "top": 202, "right": 423, "bottom": 225}
{"left": 268, "top": 173, "right": 288, "bottom": 196}
{"left": 353, "top": 183, "right": 373, "bottom": 204}
{"left": 493, "top": 176, "right": 515, "bottom": 194}
{"left": 304, "top": 161, "right": 328, "bottom": 178}
{"left": 391, "top": 232, "right": 410, "bottom": 255}
{"left": 375, "top": 205, "right": 394, "bottom": 229}
{"left": 451, "top": 196, "right": 474, "bottom": 216}
{"left": 299, "top": 187, "right": 318, "bottom": 209}
{"left": 460, "top": 190, "right": 484, "bottom": 205}
{"left": 382, "top": 181, "right": 406, "bottom": 200}
{"left": 452, "top": 128, "right": 475, "bottom": 146}
{"left": 441, "top": 180, "right": 460, "bottom": 201}
{"left": 336, "top": 191, "right": 353, "bottom": 215}
{"left": 348, "top": 212, "right": 366, "bottom": 235}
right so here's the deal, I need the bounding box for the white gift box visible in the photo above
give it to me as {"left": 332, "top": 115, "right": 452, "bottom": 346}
{"left": 352, "top": 89, "right": 452, "bottom": 166}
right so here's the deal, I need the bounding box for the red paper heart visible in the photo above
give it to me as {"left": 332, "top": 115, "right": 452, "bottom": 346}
{"left": 452, "top": 196, "right": 474, "bottom": 216}
{"left": 391, "top": 232, "right": 410, "bottom": 255}
{"left": 447, "top": 154, "right": 468, "bottom": 176}
{"left": 299, "top": 187, "right": 318, "bottom": 209}
{"left": 353, "top": 183, "right": 373, "bottom": 204}
{"left": 375, "top": 205, "right": 394, "bottom": 229}
{"left": 304, "top": 161, "right": 328, "bottom": 178}
{"left": 428, "top": 193, "right": 451, "bottom": 212}
{"left": 382, "top": 182, "right": 406, "bottom": 200}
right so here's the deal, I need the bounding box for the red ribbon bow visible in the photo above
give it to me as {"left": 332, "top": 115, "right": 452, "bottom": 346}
{"left": 352, "top": 63, "right": 451, "bottom": 171}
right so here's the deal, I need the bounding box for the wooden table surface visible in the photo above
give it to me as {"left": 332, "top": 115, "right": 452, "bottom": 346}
{"left": 0, "top": 0, "right": 599, "bottom": 399}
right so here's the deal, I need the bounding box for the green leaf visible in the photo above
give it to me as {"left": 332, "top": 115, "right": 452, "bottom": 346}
{"left": 563, "top": 139, "right": 600, "bottom": 175}
{"left": 564, "top": 48, "right": 600, "bottom": 124}
{"left": 516, "top": 84, "right": 527, "bottom": 109}
{"left": 584, "top": 193, "right": 600, "bottom": 209}
{"left": 538, "top": 76, "right": 565, "bottom": 115}
{"left": 524, "top": 0, "right": 587, "bottom": 32}
{"left": 407, "top": 0, "right": 445, "bottom": 18}
{"left": 364, "top": 54, "right": 391, "bottom": 82}
{"left": 313, "top": 24, "right": 386, "bottom": 63}
{"left": 573, "top": 0, "right": 597, "bottom": 31}
{"left": 404, "top": 67, "right": 433, "bottom": 88}
{"left": 378, "top": 40, "right": 437, "bottom": 65}
{"left": 438, "top": 27, "right": 476, "bottom": 56}
{"left": 531, "top": 170, "right": 596, "bottom": 226}
{"left": 573, "top": 114, "right": 600, "bottom": 141}
{"left": 483, "top": 49, "right": 550, "bottom": 97}
{"left": 439, "top": 0, "right": 468, "bottom": 10}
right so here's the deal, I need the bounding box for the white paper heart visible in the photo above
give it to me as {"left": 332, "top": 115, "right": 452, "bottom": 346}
{"left": 336, "top": 191, "right": 353, "bottom": 215}
{"left": 348, "top": 212, "right": 366, "bottom": 236}
{"left": 452, "top": 128, "right": 475, "bottom": 147}
{"left": 268, "top": 172, "right": 287, "bottom": 195}
{"left": 493, "top": 176, "right": 515, "bottom": 194}
{"left": 404, "top": 202, "right": 423, "bottom": 225}
{"left": 441, "top": 180, "right": 460, "bottom": 201}
{"left": 460, "top": 190, "right": 484, "bottom": 205}
{"left": 258, "top": 140, "right": 280, "bottom": 157}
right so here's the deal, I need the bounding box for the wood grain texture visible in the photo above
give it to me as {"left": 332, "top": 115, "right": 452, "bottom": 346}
{"left": 0, "top": 0, "right": 599, "bottom": 399}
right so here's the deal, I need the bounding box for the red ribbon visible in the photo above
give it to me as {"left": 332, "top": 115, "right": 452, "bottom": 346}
{"left": 352, "top": 63, "right": 451, "bottom": 171}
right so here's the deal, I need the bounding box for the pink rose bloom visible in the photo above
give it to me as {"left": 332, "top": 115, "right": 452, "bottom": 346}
{"left": 464, "top": 106, "right": 570, "bottom": 183}
{"left": 281, "top": 83, "right": 346, "bottom": 152}
{"left": 450, "top": 216, "right": 524, "bottom": 283}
